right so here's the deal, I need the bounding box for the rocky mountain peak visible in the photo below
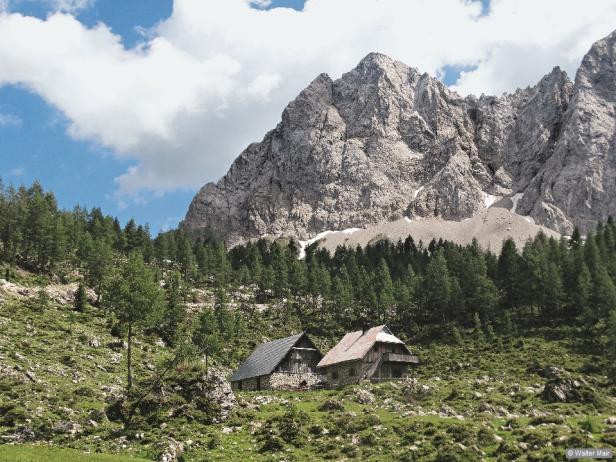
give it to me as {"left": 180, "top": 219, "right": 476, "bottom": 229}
{"left": 184, "top": 29, "right": 616, "bottom": 246}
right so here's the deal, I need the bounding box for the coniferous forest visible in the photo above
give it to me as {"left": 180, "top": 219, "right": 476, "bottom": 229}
{"left": 2, "top": 180, "right": 616, "bottom": 345}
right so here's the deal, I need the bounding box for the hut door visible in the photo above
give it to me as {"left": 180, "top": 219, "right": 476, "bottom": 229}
{"left": 256, "top": 376, "right": 261, "bottom": 391}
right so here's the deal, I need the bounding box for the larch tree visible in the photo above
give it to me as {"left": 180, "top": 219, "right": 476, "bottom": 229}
{"left": 105, "top": 252, "right": 163, "bottom": 399}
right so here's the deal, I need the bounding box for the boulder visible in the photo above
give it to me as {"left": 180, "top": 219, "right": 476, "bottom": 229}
{"left": 401, "top": 377, "right": 430, "bottom": 398}
{"left": 541, "top": 377, "right": 595, "bottom": 403}
{"left": 354, "top": 388, "right": 376, "bottom": 405}
{"left": 199, "top": 370, "right": 237, "bottom": 421}
{"left": 52, "top": 421, "right": 81, "bottom": 436}
{"left": 159, "top": 438, "right": 184, "bottom": 462}
{"left": 541, "top": 366, "right": 565, "bottom": 379}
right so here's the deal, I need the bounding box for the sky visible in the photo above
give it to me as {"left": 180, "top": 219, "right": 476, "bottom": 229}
{"left": 0, "top": 0, "right": 615, "bottom": 234}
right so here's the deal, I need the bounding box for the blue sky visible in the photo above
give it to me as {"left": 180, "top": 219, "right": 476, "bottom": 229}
{"left": 2, "top": 0, "right": 608, "bottom": 236}
{"left": 0, "top": 0, "right": 306, "bottom": 234}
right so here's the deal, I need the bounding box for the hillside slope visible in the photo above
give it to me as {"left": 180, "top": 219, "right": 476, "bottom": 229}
{"left": 316, "top": 206, "right": 559, "bottom": 254}
{"left": 1, "top": 278, "right": 615, "bottom": 461}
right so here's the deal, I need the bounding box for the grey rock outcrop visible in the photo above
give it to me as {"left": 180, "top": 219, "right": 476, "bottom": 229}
{"left": 184, "top": 30, "right": 616, "bottom": 245}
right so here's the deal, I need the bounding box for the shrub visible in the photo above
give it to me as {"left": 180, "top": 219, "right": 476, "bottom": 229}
{"left": 258, "top": 405, "right": 311, "bottom": 450}
{"left": 0, "top": 403, "right": 28, "bottom": 426}
{"left": 359, "top": 430, "right": 377, "bottom": 446}
{"left": 73, "top": 386, "right": 97, "bottom": 397}
{"left": 529, "top": 415, "right": 565, "bottom": 425}
{"left": 477, "top": 427, "right": 494, "bottom": 446}
{"left": 318, "top": 399, "right": 344, "bottom": 412}
{"left": 580, "top": 416, "right": 600, "bottom": 434}
{"left": 208, "top": 433, "right": 221, "bottom": 449}
{"left": 495, "top": 441, "right": 523, "bottom": 461}
{"left": 433, "top": 443, "right": 476, "bottom": 462}
{"left": 445, "top": 424, "right": 475, "bottom": 443}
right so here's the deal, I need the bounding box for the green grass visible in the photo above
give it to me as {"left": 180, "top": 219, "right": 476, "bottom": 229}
{"left": 0, "top": 445, "right": 151, "bottom": 462}
{"left": 1, "top": 280, "right": 616, "bottom": 461}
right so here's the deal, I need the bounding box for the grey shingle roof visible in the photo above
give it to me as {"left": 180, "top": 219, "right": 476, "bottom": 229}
{"left": 230, "top": 332, "right": 305, "bottom": 382}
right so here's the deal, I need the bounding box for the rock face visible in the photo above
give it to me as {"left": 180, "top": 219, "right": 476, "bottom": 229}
{"left": 184, "top": 30, "right": 616, "bottom": 245}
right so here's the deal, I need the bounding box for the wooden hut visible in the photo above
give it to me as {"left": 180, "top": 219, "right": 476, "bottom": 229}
{"left": 230, "top": 332, "right": 324, "bottom": 391}
{"left": 317, "top": 325, "right": 418, "bottom": 387}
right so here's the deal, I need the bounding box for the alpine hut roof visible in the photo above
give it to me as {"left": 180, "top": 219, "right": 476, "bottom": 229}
{"left": 230, "top": 332, "right": 315, "bottom": 382}
{"left": 317, "top": 325, "right": 407, "bottom": 368}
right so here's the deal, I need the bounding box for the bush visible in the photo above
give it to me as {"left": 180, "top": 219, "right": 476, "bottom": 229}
{"left": 259, "top": 433, "right": 284, "bottom": 452}
{"left": 580, "top": 416, "right": 600, "bottom": 434}
{"left": 495, "top": 441, "right": 523, "bottom": 461}
{"left": 477, "top": 427, "right": 494, "bottom": 446}
{"left": 258, "top": 405, "right": 310, "bottom": 450}
{"left": 208, "top": 433, "right": 221, "bottom": 449}
{"left": 529, "top": 415, "right": 565, "bottom": 425}
{"left": 359, "top": 430, "right": 377, "bottom": 446}
{"left": 0, "top": 403, "right": 28, "bottom": 426}
{"left": 446, "top": 424, "right": 475, "bottom": 444}
{"left": 73, "top": 386, "right": 97, "bottom": 397}
{"left": 318, "top": 399, "right": 344, "bottom": 412}
{"left": 433, "top": 443, "right": 476, "bottom": 462}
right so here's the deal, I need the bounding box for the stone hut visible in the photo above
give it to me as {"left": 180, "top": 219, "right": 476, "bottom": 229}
{"left": 230, "top": 332, "right": 324, "bottom": 391}
{"left": 317, "top": 325, "right": 418, "bottom": 387}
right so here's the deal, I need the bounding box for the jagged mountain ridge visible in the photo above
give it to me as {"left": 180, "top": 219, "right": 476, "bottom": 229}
{"left": 183, "top": 30, "right": 616, "bottom": 246}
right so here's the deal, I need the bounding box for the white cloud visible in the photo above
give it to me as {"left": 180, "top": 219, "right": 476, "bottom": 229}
{"left": 249, "top": 0, "right": 272, "bottom": 9}
{"left": 0, "top": 111, "right": 22, "bottom": 127}
{"left": 0, "top": 0, "right": 615, "bottom": 197}
{"left": 0, "top": 0, "right": 95, "bottom": 14}
{"left": 50, "top": 0, "right": 95, "bottom": 14}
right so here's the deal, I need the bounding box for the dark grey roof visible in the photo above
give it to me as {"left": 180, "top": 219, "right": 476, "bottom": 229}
{"left": 230, "top": 332, "right": 305, "bottom": 382}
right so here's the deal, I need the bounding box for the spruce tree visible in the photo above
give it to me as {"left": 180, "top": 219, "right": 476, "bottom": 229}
{"left": 497, "top": 238, "right": 521, "bottom": 310}
{"left": 473, "top": 312, "right": 484, "bottom": 342}
{"left": 161, "top": 272, "right": 187, "bottom": 347}
{"left": 74, "top": 282, "right": 88, "bottom": 313}
{"left": 607, "top": 310, "right": 616, "bottom": 381}
{"left": 376, "top": 258, "right": 395, "bottom": 323}
{"left": 423, "top": 251, "right": 451, "bottom": 326}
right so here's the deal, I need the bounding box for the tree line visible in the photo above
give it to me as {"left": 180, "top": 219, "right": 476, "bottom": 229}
{"left": 1, "top": 180, "right": 615, "bottom": 379}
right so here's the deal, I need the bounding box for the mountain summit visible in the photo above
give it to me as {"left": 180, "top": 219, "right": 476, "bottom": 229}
{"left": 183, "top": 30, "right": 616, "bottom": 246}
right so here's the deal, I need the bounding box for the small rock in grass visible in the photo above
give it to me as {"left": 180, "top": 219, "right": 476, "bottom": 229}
{"left": 53, "top": 421, "right": 81, "bottom": 436}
